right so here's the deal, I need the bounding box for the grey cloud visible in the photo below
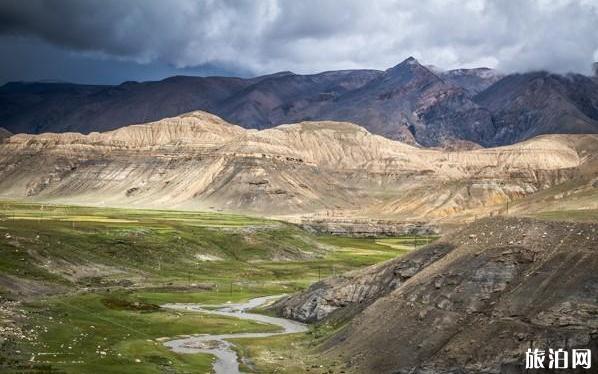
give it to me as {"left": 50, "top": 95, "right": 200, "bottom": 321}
{"left": 1, "top": 0, "right": 597, "bottom": 84}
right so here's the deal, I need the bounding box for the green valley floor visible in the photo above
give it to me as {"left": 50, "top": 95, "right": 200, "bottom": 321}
{"left": 0, "top": 201, "right": 434, "bottom": 373}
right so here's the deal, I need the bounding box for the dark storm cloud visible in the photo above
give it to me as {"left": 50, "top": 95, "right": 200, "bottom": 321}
{"left": 0, "top": 35, "right": 249, "bottom": 85}
{"left": 1, "top": 0, "right": 597, "bottom": 84}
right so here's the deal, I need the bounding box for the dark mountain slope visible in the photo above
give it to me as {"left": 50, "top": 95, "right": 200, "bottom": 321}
{"left": 276, "top": 217, "right": 598, "bottom": 373}
{"left": 0, "top": 82, "right": 106, "bottom": 133}
{"left": 217, "top": 69, "right": 383, "bottom": 129}
{"left": 475, "top": 72, "right": 598, "bottom": 145}
{"left": 0, "top": 70, "right": 383, "bottom": 135}
{"left": 0, "top": 77, "right": 250, "bottom": 134}
{"left": 312, "top": 58, "right": 496, "bottom": 146}
{"left": 439, "top": 67, "right": 503, "bottom": 95}
{"left": 1, "top": 59, "right": 597, "bottom": 147}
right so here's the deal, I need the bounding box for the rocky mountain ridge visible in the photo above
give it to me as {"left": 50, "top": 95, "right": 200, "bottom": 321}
{"left": 2, "top": 57, "right": 597, "bottom": 147}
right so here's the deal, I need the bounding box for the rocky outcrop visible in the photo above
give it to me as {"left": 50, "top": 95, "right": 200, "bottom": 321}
{"left": 284, "top": 217, "right": 598, "bottom": 373}
{"left": 273, "top": 242, "right": 452, "bottom": 323}
{"left": 298, "top": 219, "right": 437, "bottom": 237}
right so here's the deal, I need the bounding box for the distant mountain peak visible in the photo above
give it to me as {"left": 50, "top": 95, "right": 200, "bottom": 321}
{"left": 592, "top": 62, "right": 598, "bottom": 77}
{"left": 385, "top": 56, "right": 434, "bottom": 78}
{"left": 395, "top": 56, "right": 422, "bottom": 68}
{"left": 404, "top": 56, "right": 419, "bottom": 64}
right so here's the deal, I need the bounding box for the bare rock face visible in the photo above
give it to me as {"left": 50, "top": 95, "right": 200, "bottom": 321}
{"left": 273, "top": 243, "right": 452, "bottom": 323}
{"left": 0, "top": 111, "right": 595, "bottom": 221}
{"left": 285, "top": 217, "right": 598, "bottom": 373}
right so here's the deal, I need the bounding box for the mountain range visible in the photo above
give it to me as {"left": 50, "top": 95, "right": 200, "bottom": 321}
{"left": 1, "top": 111, "right": 596, "bottom": 223}
{"left": 2, "top": 57, "right": 597, "bottom": 147}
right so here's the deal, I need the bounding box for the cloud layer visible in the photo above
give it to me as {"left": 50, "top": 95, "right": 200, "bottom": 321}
{"left": 1, "top": 0, "right": 597, "bottom": 83}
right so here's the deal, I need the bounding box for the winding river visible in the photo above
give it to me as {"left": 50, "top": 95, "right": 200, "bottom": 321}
{"left": 162, "top": 295, "right": 307, "bottom": 373}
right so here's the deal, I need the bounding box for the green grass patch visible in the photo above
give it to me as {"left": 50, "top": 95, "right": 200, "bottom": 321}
{"left": 17, "top": 292, "right": 279, "bottom": 373}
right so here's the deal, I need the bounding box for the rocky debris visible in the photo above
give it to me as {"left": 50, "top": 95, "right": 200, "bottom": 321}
{"left": 299, "top": 219, "right": 437, "bottom": 237}
{"left": 281, "top": 217, "right": 598, "bottom": 373}
{"left": 0, "top": 300, "right": 34, "bottom": 342}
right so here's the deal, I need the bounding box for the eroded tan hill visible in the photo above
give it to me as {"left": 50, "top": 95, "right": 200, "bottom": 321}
{"left": 0, "top": 111, "right": 596, "bottom": 222}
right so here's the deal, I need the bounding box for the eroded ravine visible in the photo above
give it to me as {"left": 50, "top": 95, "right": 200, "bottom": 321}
{"left": 162, "top": 295, "right": 307, "bottom": 374}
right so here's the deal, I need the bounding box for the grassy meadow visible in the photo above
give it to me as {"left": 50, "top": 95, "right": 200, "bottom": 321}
{"left": 0, "top": 201, "right": 435, "bottom": 373}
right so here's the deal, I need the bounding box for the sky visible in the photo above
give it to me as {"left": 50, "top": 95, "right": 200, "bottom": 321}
{"left": 0, "top": 0, "right": 597, "bottom": 85}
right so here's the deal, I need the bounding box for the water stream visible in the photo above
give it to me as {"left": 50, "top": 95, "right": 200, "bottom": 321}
{"left": 162, "top": 295, "right": 307, "bottom": 373}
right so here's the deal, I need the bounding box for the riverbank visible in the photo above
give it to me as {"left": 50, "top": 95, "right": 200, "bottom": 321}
{"left": 163, "top": 295, "right": 307, "bottom": 373}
